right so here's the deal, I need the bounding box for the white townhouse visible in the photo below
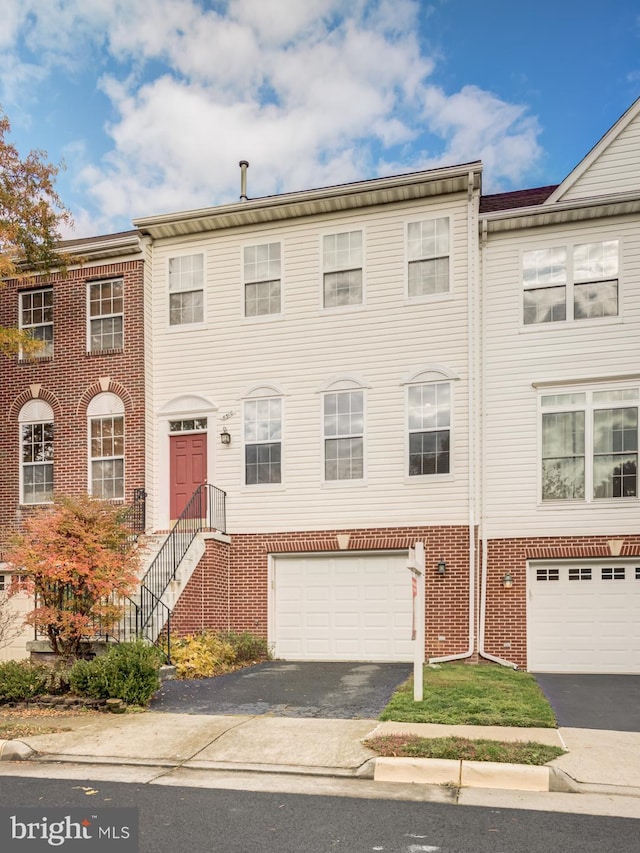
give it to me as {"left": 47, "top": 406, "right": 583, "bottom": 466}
{"left": 480, "top": 97, "right": 640, "bottom": 673}
{"left": 133, "top": 163, "right": 483, "bottom": 663}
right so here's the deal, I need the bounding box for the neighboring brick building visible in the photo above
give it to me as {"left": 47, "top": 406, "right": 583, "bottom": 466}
{"left": 0, "top": 231, "right": 146, "bottom": 658}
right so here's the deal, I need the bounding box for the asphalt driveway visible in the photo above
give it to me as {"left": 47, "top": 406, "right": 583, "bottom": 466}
{"left": 150, "top": 661, "right": 412, "bottom": 719}
{"left": 534, "top": 673, "right": 640, "bottom": 732}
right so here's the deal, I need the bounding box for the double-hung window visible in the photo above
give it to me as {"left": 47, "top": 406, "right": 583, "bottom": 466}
{"left": 244, "top": 243, "right": 281, "bottom": 317}
{"left": 408, "top": 382, "right": 451, "bottom": 476}
{"left": 541, "top": 387, "right": 638, "bottom": 501}
{"left": 169, "top": 254, "right": 204, "bottom": 326}
{"left": 407, "top": 218, "right": 449, "bottom": 297}
{"left": 523, "top": 240, "right": 618, "bottom": 325}
{"left": 20, "top": 288, "right": 53, "bottom": 357}
{"left": 88, "top": 393, "right": 125, "bottom": 499}
{"left": 322, "top": 231, "right": 362, "bottom": 307}
{"left": 323, "top": 390, "right": 364, "bottom": 481}
{"left": 244, "top": 396, "right": 282, "bottom": 484}
{"left": 19, "top": 400, "right": 54, "bottom": 504}
{"left": 88, "top": 279, "right": 124, "bottom": 351}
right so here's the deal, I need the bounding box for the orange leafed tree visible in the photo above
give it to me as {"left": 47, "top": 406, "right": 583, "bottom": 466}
{"left": 0, "top": 107, "right": 74, "bottom": 357}
{"left": 5, "top": 494, "right": 140, "bottom": 658}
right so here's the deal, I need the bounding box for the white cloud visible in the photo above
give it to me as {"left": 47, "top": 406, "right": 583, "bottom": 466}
{"left": 0, "top": 0, "right": 544, "bottom": 234}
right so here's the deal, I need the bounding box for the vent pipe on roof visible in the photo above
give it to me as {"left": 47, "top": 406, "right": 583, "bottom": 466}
{"left": 239, "top": 160, "right": 249, "bottom": 201}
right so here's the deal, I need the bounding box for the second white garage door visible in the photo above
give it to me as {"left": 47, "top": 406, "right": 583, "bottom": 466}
{"left": 528, "top": 560, "right": 640, "bottom": 673}
{"left": 272, "top": 552, "right": 414, "bottom": 661}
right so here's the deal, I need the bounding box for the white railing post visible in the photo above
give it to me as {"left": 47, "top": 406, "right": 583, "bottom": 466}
{"left": 407, "top": 541, "right": 426, "bottom": 702}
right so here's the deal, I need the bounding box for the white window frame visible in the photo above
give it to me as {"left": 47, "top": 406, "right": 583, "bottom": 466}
{"left": 322, "top": 387, "right": 365, "bottom": 482}
{"left": 19, "top": 287, "right": 54, "bottom": 358}
{"left": 523, "top": 240, "right": 619, "bottom": 327}
{"left": 321, "top": 229, "right": 364, "bottom": 309}
{"left": 406, "top": 217, "right": 450, "bottom": 299}
{"left": 242, "top": 387, "right": 283, "bottom": 486}
{"left": 19, "top": 400, "right": 54, "bottom": 505}
{"left": 243, "top": 241, "right": 282, "bottom": 319}
{"left": 407, "top": 381, "right": 452, "bottom": 477}
{"left": 87, "top": 278, "right": 124, "bottom": 352}
{"left": 87, "top": 393, "right": 125, "bottom": 500}
{"left": 539, "top": 384, "right": 638, "bottom": 503}
{"left": 168, "top": 253, "right": 205, "bottom": 327}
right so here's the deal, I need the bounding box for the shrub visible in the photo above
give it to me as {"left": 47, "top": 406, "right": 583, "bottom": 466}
{"left": 170, "top": 632, "right": 237, "bottom": 679}
{"left": 69, "top": 641, "right": 162, "bottom": 706}
{"left": 0, "top": 660, "right": 50, "bottom": 702}
{"left": 217, "top": 631, "right": 271, "bottom": 664}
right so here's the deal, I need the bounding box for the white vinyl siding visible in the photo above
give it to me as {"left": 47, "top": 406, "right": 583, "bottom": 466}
{"left": 149, "top": 193, "right": 473, "bottom": 532}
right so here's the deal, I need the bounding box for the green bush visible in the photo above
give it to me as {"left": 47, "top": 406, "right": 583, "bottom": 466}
{"left": 69, "top": 641, "right": 162, "bottom": 706}
{"left": 217, "top": 631, "right": 271, "bottom": 664}
{"left": 0, "top": 660, "right": 50, "bottom": 702}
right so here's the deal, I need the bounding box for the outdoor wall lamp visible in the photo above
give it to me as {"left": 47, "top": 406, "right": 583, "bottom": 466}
{"left": 220, "top": 427, "right": 231, "bottom": 446}
{"left": 503, "top": 572, "right": 514, "bottom": 589}
{"left": 437, "top": 559, "right": 447, "bottom": 575}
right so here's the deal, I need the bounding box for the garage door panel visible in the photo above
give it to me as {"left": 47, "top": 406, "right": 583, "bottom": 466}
{"left": 273, "top": 553, "right": 414, "bottom": 661}
{"left": 528, "top": 560, "right": 640, "bottom": 673}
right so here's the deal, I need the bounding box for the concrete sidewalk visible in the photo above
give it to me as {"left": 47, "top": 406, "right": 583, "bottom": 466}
{"left": 1, "top": 712, "right": 640, "bottom": 817}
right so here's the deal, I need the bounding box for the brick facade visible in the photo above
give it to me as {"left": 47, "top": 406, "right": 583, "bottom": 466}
{"left": 170, "top": 525, "right": 475, "bottom": 661}
{"left": 0, "top": 255, "right": 146, "bottom": 547}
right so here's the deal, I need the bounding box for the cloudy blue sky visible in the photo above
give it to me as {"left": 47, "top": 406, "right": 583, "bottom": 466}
{"left": 1, "top": 0, "right": 639, "bottom": 238}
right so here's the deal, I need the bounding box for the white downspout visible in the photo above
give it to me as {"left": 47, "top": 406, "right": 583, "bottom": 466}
{"left": 428, "top": 171, "right": 477, "bottom": 664}
{"left": 477, "top": 216, "right": 518, "bottom": 669}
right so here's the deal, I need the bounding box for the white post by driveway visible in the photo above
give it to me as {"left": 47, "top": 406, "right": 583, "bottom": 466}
{"left": 407, "top": 541, "right": 425, "bottom": 702}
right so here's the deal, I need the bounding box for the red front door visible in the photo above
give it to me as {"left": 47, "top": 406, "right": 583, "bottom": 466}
{"left": 170, "top": 433, "right": 207, "bottom": 519}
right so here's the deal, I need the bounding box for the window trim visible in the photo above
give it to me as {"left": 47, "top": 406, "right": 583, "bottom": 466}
{"left": 87, "top": 393, "right": 126, "bottom": 501}
{"left": 242, "top": 240, "right": 283, "bottom": 320}
{"left": 18, "top": 400, "right": 54, "bottom": 506}
{"left": 522, "top": 239, "right": 620, "bottom": 329}
{"left": 320, "top": 228, "right": 365, "bottom": 311}
{"left": 19, "top": 287, "right": 54, "bottom": 359}
{"left": 405, "top": 379, "right": 453, "bottom": 479}
{"left": 538, "top": 383, "right": 639, "bottom": 504}
{"left": 167, "top": 251, "right": 206, "bottom": 329}
{"left": 87, "top": 277, "right": 124, "bottom": 353}
{"left": 242, "top": 389, "right": 283, "bottom": 487}
{"left": 405, "top": 215, "right": 451, "bottom": 300}
{"left": 321, "top": 386, "right": 366, "bottom": 484}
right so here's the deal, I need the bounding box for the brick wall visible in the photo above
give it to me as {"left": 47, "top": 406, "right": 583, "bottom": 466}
{"left": 0, "top": 260, "right": 146, "bottom": 543}
{"left": 170, "top": 524, "right": 475, "bottom": 660}
{"left": 485, "top": 534, "right": 640, "bottom": 668}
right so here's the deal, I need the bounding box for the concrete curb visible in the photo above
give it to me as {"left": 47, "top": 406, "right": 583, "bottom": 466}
{"left": 373, "top": 757, "right": 563, "bottom": 792}
{"left": 0, "top": 739, "right": 34, "bottom": 761}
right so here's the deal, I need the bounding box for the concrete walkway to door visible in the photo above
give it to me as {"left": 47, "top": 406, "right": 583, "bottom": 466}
{"left": 149, "top": 661, "right": 413, "bottom": 718}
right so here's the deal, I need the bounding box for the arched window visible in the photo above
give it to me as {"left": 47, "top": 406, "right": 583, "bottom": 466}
{"left": 87, "top": 393, "right": 125, "bottom": 499}
{"left": 19, "top": 400, "right": 54, "bottom": 504}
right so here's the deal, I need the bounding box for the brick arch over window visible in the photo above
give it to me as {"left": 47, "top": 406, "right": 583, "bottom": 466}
{"left": 77, "top": 379, "right": 134, "bottom": 416}
{"left": 8, "top": 386, "right": 62, "bottom": 424}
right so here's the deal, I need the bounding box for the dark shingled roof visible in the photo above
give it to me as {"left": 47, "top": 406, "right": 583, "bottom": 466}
{"left": 480, "top": 185, "right": 558, "bottom": 213}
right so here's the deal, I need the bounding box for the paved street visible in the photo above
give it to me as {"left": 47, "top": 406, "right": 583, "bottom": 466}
{"left": 0, "top": 775, "right": 638, "bottom": 853}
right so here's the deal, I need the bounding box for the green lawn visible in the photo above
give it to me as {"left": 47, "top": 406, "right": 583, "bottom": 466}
{"left": 379, "top": 663, "right": 557, "bottom": 727}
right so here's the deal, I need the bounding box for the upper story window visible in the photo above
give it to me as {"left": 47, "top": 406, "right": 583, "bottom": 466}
{"left": 19, "top": 400, "right": 54, "bottom": 504}
{"left": 20, "top": 288, "right": 53, "bottom": 357}
{"left": 88, "top": 279, "right": 123, "bottom": 351}
{"left": 244, "top": 242, "right": 281, "bottom": 317}
{"left": 541, "top": 387, "right": 637, "bottom": 502}
{"left": 323, "top": 389, "right": 364, "bottom": 481}
{"left": 322, "top": 231, "right": 363, "bottom": 307}
{"left": 88, "top": 392, "right": 125, "bottom": 500}
{"left": 244, "top": 392, "right": 282, "bottom": 485}
{"left": 523, "top": 240, "right": 618, "bottom": 326}
{"left": 408, "top": 381, "right": 451, "bottom": 476}
{"left": 407, "top": 217, "right": 449, "bottom": 297}
{"left": 169, "top": 254, "right": 204, "bottom": 326}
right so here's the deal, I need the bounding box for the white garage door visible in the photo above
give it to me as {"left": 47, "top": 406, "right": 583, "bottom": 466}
{"left": 528, "top": 560, "right": 640, "bottom": 673}
{"left": 272, "top": 552, "right": 414, "bottom": 661}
